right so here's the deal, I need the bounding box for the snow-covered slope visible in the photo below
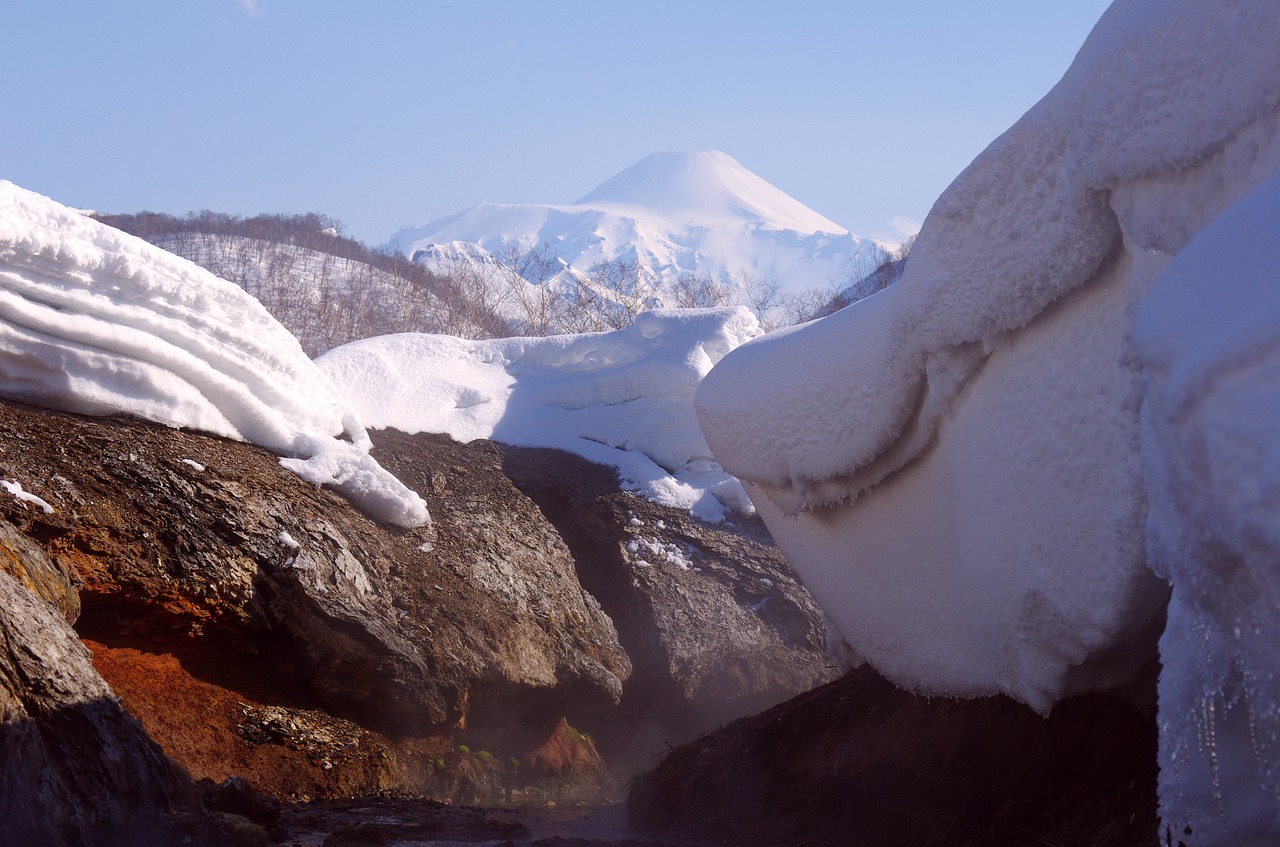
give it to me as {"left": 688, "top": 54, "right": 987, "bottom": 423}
{"left": 694, "top": 1, "right": 1280, "bottom": 843}
{"left": 575, "top": 150, "right": 846, "bottom": 233}
{"left": 392, "top": 151, "right": 883, "bottom": 302}
{"left": 317, "top": 307, "right": 761, "bottom": 522}
{"left": 0, "top": 181, "right": 429, "bottom": 528}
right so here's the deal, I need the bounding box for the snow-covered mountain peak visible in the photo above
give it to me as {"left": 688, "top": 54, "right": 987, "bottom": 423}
{"left": 393, "top": 150, "right": 881, "bottom": 312}
{"left": 574, "top": 150, "right": 847, "bottom": 235}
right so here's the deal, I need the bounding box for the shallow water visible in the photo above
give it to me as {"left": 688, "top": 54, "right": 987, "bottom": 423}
{"left": 270, "top": 796, "right": 663, "bottom": 846}
{"left": 497, "top": 800, "right": 633, "bottom": 839}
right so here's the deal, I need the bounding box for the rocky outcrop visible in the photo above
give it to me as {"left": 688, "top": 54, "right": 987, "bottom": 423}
{"left": 628, "top": 664, "right": 1159, "bottom": 847}
{"left": 0, "top": 568, "right": 196, "bottom": 847}
{"left": 497, "top": 444, "right": 836, "bottom": 770}
{"left": 0, "top": 511, "right": 79, "bottom": 622}
{"left": 0, "top": 397, "right": 629, "bottom": 800}
{"left": 0, "top": 396, "right": 833, "bottom": 818}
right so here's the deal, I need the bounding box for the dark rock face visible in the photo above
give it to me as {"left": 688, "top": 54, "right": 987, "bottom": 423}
{"left": 0, "top": 396, "right": 833, "bottom": 823}
{"left": 0, "top": 398, "right": 630, "bottom": 803}
{"left": 0, "top": 569, "right": 196, "bottom": 847}
{"left": 628, "top": 664, "right": 1160, "bottom": 847}
{"left": 0, "top": 399, "right": 628, "bottom": 737}
{"left": 497, "top": 445, "right": 836, "bottom": 770}
{"left": 363, "top": 431, "right": 633, "bottom": 723}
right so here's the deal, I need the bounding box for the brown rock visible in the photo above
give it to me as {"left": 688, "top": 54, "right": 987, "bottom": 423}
{"left": 0, "top": 399, "right": 627, "bottom": 736}
{"left": 518, "top": 716, "right": 611, "bottom": 800}
{"left": 0, "top": 568, "right": 196, "bottom": 847}
{"left": 0, "top": 515, "right": 79, "bottom": 622}
{"left": 0, "top": 398, "right": 629, "bottom": 802}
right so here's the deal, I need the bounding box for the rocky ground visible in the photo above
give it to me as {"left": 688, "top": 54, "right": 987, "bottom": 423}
{"left": 0, "top": 398, "right": 830, "bottom": 845}
{"left": 0, "top": 396, "right": 1163, "bottom": 845}
{"left": 628, "top": 664, "right": 1161, "bottom": 847}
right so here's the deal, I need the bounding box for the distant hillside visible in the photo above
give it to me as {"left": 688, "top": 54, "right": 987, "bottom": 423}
{"left": 94, "top": 210, "right": 509, "bottom": 355}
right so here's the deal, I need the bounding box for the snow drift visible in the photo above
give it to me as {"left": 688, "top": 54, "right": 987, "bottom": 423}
{"left": 317, "top": 307, "right": 760, "bottom": 522}
{"left": 695, "top": 0, "right": 1280, "bottom": 842}
{"left": 0, "top": 181, "right": 428, "bottom": 528}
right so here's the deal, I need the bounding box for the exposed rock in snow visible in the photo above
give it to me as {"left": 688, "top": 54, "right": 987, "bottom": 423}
{"left": 0, "top": 514, "right": 79, "bottom": 622}
{"left": 0, "top": 393, "right": 827, "bottom": 808}
{"left": 628, "top": 665, "right": 1158, "bottom": 847}
{"left": 0, "top": 181, "right": 428, "bottom": 528}
{"left": 0, "top": 398, "right": 629, "bottom": 751}
{"left": 498, "top": 443, "right": 835, "bottom": 771}
{"left": 0, "top": 568, "right": 197, "bottom": 846}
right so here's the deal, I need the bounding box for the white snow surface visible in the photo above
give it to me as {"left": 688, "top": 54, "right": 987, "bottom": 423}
{"left": 0, "top": 181, "right": 429, "bottom": 528}
{"left": 1, "top": 478, "right": 54, "bottom": 514}
{"left": 697, "top": 1, "right": 1280, "bottom": 839}
{"left": 1136, "top": 173, "right": 1280, "bottom": 845}
{"left": 575, "top": 150, "right": 846, "bottom": 234}
{"left": 393, "top": 151, "right": 883, "bottom": 301}
{"left": 317, "top": 307, "right": 760, "bottom": 522}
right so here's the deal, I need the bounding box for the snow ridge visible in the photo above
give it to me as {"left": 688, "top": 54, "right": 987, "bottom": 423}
{"left": 317, "top": 307, "right": 762, "bottom": 522}
{"left": 0, "top": 181, "right": 429, "bottom": 528}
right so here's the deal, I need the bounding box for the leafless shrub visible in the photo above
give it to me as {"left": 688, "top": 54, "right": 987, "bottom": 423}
{"left": 95, "top": 211, "right": 510, "bottom": 355}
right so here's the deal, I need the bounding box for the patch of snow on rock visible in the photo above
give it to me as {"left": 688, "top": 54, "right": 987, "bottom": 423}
{"left": 0, "top": 478, "right": 54, "bottom": 514}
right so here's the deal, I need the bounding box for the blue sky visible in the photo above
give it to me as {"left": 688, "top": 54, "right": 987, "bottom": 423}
{"left": 2, "top": 1, "right": 1111, "bottom": 247}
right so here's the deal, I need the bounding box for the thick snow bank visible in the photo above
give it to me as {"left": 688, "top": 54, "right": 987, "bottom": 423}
{"left": 1136, "top": 173, "right": 1280, "bottom": 845}
{"left": 696, "top": 0, "right": 1280, "bottom": 841}
{"left": 317, "top": 308, "right": 760, "bottom": 522}
{"left": 697, "top": 0, "right": 1280, "bottom": 710}
{"left": 0, "top": 181, "right": 428, "bottom": 528}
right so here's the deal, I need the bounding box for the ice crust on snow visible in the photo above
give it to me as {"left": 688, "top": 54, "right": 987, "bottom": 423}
{"left": 0, "top": 181, "right": 428, "bottom": 528}
{"left": 696, "top": 2, "right": 1280, "bottom": 837}
{"left": 317, "top": 307, "right": 760, "bottom": 522}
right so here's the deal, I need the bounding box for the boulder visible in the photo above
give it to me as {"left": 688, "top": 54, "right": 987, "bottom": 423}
{"left": 496, "top": 443, "right": 836, "bottom": 769}
{"left": 628, "top": 665, "right": 1159, "bottom": 847}
{"left": 0, "top": 397, "right": 629, "bottom": 799}
{"left": 0, "top": 515, "right": 78, "bottom": 622}
{"left": 0, "top": 396, "right": 833, "bottom": 806}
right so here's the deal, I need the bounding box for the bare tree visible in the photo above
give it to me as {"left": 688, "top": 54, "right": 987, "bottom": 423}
{"left": 96, "top": 210, "right": 513, "bottom": 353}
{"left": 670, "top": 271, "right": 733, "bottom": 309}
{"left": 729, "top": 268, "right": 786, "bottom": 330}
